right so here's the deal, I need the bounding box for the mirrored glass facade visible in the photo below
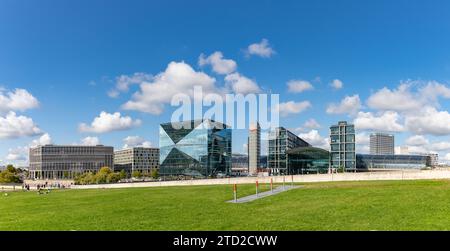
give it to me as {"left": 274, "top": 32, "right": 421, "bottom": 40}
{"left": 268, "top": 127, "right": 310, "bottom": 175}
{"left": 287, "top": 147, "right": 330, "bottom": 174}
{"left": 356, "top": 154, "right": 431, "bottom": 170}
{"left": 159, "top": 120, "right": 232, "bottom": 177}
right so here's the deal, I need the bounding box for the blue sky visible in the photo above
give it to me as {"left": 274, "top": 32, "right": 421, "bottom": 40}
{"left": 2, "top": 0, "right": 450, "bottom": 166}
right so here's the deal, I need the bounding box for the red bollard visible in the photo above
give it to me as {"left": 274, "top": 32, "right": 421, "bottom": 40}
{"left": 256, "top": 180, "right": 259, "bottom": 197}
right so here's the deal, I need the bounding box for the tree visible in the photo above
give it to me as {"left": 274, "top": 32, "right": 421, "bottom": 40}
{"left": 132, "top": 170, "right": 142, "bottom": 179}
{"left": 119, "top": 170, "right": 127, "bottom": 180}
{"left": 151, "top": 169, "right": 159, "bottom": 180}
{"left": 0, "top": 165, "right": 23, "bottom": 184}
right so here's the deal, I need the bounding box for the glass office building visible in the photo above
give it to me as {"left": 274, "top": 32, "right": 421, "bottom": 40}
{"left": 287, "top": 147, "right": 330, "bottom": 174}
{"left": 268, "top": 127, "right": 310, "bottom": 175}
{"left": 330, "top": 121, "right": 356, "bottom": 172}
{"left": 356, "top": 154, "right": 431, "bottom": 170}
{"left": 159, "top": 119, "right": 232, "bottom": 178}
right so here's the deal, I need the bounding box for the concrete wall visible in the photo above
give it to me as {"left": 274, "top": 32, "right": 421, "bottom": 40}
{"left": 71, "top": 169, "right": 450, "bottom": 190}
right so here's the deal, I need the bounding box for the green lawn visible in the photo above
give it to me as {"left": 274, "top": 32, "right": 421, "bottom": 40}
{"left": 2, "top": 179, "right": 450, "bottom": 230}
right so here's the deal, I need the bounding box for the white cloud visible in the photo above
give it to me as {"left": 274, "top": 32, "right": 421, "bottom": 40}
{"left": 326, "top": 95, "right": 361, "bottom": 115}
{"left": 225, "top": 72, "right": 261, "bottom": 94}
{"left": 428, "top": 141, "right": 450, "bottom": 151}
{"left": 366, "top": 81, "right": 450, "bottom": 113}
{"left": 303, "top": 118, "right": 321, "bottom": 129}
{"left": 30, "top": 133, "right": 52, "bottom": 147}
{"left": 330, "top": 79, "right": 343, "bottom": 89}
{"left": 198, "top": 51, "right": 237, "bottom": 75}
{"left": 79, "top": 111, "right": 141, "bottom": 133}
{"left": 367, "top": 84, "right": 421, "bottom": 112}
{"left": 0, "top": 88, "right": 39, "bottom": 114}
{"left": 356, "top": 132, "right": 370, "bottom": 145}
{"left": 354, "top": 111, "right": 404, "bottom": 132}
{"left": 6, "top": 146, "right": 28, "bottom": 161}
{"left": 108, "top": 72, "right": 152, "bottom": 98}
{"left": 80, "top": 136, "right": 100, "bottom": 146}
{"left": 405, "top": 135, "right": 429, "bottom": 146}
{"left": 246, "top": 39, "right": 275, "bottom": 58}
{"left": 287, "top": 80, "right": 313, "bottom": 93}
{"left": 404, "top": 107, "right": 450, "bottom": 136}
{"left": 123, "top": 136, "right": 152, "bottom": 149}
{"left": 275, "top": 101, "right": 311, "bottom": 117}
{"left": 355, "top": 132, "right": 370, "bottom": 154}
{"left": 298, "top": 130, "right": 329, "bottom": 150}
{"left": 122, "top": 61, "right": 219, "bottom": 115}
{"left": 0, "top": 112, "right": 42, "bottom": 139}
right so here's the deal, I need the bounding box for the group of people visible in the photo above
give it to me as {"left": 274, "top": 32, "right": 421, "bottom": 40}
{"left": 22, "top": 181, "right": 73, "bottom": 195}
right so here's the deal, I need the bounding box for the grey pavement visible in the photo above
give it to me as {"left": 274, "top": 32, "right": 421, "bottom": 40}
{"left": 227, "top": 185, "right": 301, "bottom": 203}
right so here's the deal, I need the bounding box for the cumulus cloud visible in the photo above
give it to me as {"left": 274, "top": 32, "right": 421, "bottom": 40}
{"left": 122, "top": 136, "right": 152, "bottom": 149}
{"left": 122, "top": 61, "right": 220, "bottom": 115}
{"left": 326, "top": 95, "right": 361, "bottom": 115}
{"left": 355, "top": 132, "right": 371, "bottom": 154}
{"left": 6, "top": 146, "right": 28, "bottom": 161}
{"left": 246, "top": 39, "right": 275, "bottom": 58}
{"left": 224, "top": 72, "right": 261, "bottom": 94}
{"left": 0, "top": 112, "right": 42, "bottom": 139}
{"left": 275, "top": 101, "right": 311, "bottom": 117}
{"left": 80, "top": 136, "right": 101, "bottom": 146}
{"left": 405, "top": 135, "right": 429, "bottom": 146}
{"left": 354, "top": 111, "right": 404, "bottom": 132}
{"left": 30, "top": 133, "right": 52, "bottom": 147}
{"left": 79, "top": 111, "right": 141, "bottom": 133}
{"left": 367, "top": 81, "right": 450, "bottom": 113}
{"left": 330, "top": 79, "right": 343, "bottom": 89}
{"left": 367, "top": 84, "right": 421, "bottom": 112}
{"left": 287, "top": 80, "right": 314, "bottom": 93}
{"left": 0, "top": 88, "right": 39, "bottom": 114}
{"left": 298, "top": 130, "right": 329, "bottom": 150}
{"left": 404, "top": 107, "right": 450, "bottom": 136}
{"left": 303, "top": 118, "right": 321, "bottom": 129}
{"left": 108, "top": 72, "right": 152, "bottom": 98}
{"left": 198, "top": 51, "right": 237, "bottom": 75}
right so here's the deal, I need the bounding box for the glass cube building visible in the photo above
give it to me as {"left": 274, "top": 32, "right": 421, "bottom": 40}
{"left": 159, "top": 119, "right": 232, "bottom": 178}
{"left": 330, "top": 121, "right": 356, "bottom": 172}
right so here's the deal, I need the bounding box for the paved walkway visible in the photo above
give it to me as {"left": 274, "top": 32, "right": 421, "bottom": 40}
{"left": 227, "top": 185, "right": 300, "bottom": 203}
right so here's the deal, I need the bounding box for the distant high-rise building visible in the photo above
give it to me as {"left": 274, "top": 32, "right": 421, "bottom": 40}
{"left": 330, "top": 121, "right": 356, "bottom": 172}
{"left": 268, "top": 127, "right": 310, "bottom": 175}
{"left": 114, "top": 147, "right": 159, "bottom": 176}
{"left": 248, "top": 122, "right": 261, "bottom": 175}
{"left": 29, "top": 145, "right": 114, "bottom": 179}
{"left": 370, "top": 133, "right": 394, "bottom": 155}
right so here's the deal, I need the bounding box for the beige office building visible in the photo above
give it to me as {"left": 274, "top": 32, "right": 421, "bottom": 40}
{"left": 29, "top": 145, "right": 114, "bottom": 179}
{"left": 114, "top": 147, "right": 159, "bottom": 175}
{"left": 248, "top": 123, "right": 260, "bottom": 175}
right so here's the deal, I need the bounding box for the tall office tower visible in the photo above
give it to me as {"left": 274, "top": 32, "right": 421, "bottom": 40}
{"left": 29, "top": 145, "right": 114, "bottom": 179}
{"left": 330, "top": 121, "right": 356, "bottom": 172}
{"left": 370, "top": 133, "right": 394, "bottom": 155}
{"left": 114, "top": 147, "right": 160, "bottom": 176}
{"left": 159, "top": 119, "right": 232, "bottom": 177}
{"left": 248, "top": 122, "right": 261, "bottom": 175}
{"left": 268, "top": 127, "right": 310, "bottom": 175}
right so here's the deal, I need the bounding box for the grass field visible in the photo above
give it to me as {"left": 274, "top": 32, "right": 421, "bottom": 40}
{"left": 2, "top": 179, "right": 450, "bottom": 230}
